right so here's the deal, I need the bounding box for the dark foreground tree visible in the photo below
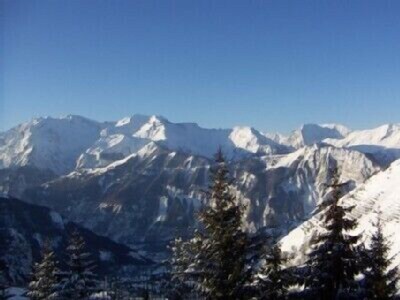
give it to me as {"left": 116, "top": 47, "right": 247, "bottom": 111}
{"left": 0, "top": 260, "right": 7, "bottom": 300}
{"left": 256, "top": 241, "right": 289, "bottom": 300}
{"left": 363, "top": 213, "right": 399, "bottom": 299}
{"left": 305, "top": 167, "right": 362, "bottom": 300}
{"left": 107, "top": 277, "right": 125, "bottom": 300}
{"left": 61, "top": 231, "right": 99, "bottom": 299}
{"left": 172, "top": 149, "right": 250, "bottom": 299}
{"left": 28, "top": 241, "right": 61, "bottom": 300}
{"left": 0, "top": 286, "right": 5, "bottom": 300}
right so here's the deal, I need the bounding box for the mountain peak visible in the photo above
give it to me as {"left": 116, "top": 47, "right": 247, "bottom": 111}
{"left": 115, "top": 114, "right": 167, "bottom": 127}
{"left": 148, "top": 114, "right": 168, "bottom": 123}
{"left": 283, "top": 123, "right": 351, "bottom": 148}
{"left": 0, "top": 115, "right": 102, "bottom": 174}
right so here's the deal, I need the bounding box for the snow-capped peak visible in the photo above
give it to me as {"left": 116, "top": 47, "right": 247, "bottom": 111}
{"left": 0, "top": 116, "right": 103, "bottom": 174}
{"left": 229, "top": 126, "right": 284, "bottom": 154}
{"left": 318, "top": 123, "right": 352, "bottom": 137}
{"left": 278, "top": 123, "right": 351, "bottom": 148}
{"left": 133, "top": 115, "right": 169, "bottom": 141}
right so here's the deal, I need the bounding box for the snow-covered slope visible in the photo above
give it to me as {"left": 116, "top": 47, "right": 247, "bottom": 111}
{"left": 272, "top": 124, "right": 351, "bottom": 149}
{"left": 324, "top": 124, "right": 400, "bottom": 165}
{"left": 262, "top": 145, "right": 377, "bottom": 217}
{"left": 0, "top": 116, "right": 103, "bottom": 174}
{"left": 325, "top": 124, "right": 400, "bottom": 149}
{"left": 76, "top": 134, "right": 150, "bottom": 169}
{"left": 229, "top": 126, "right": 287, "bottom": 154}
{"left": 348, "top": 159, "right": 400, "bottom": 268}
{"left": 281, "top": 158, "right": 400, "bottom": 266}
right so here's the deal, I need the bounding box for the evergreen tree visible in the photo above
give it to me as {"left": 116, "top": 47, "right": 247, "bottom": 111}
{"left": 108, "top": 277, "right": 125, "bottom": 300}
{"left": 61, "top": 231, "right": 98, "bottom": 300}
{"left": 0, "top": 260, "right": 7, "bottom": 300}
{"left": 305, "top": 167, "right": 362, "bottom": 300}
{"left": 0, "top": 286, "right": 5, "bottom": 300}
{"left": 167, "top": 238, "right": 191, "bottom": 299}
{"left": 256, "top": 241, "right": 289, "bottom": 300}
{"left": 172, "top": 149, "right": 250, "bottom": 299}
{"left": 363, "top": 213, "right": 399, "bottom": 299}
{"left": 27, "top": 241, "right": 61, "bottom": 300}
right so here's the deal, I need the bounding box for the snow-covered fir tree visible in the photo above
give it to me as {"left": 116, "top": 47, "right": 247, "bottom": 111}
{"left": 61, "top": 231, "right": 99, "bottom": 299}
{"left": 27, "top": 241, "right": 61, "bottom": 300}
{"left": 172, "top": 149, "right": 250, "bottom": 299}
{"left": 363, "top": 213, "right": 399, "bottom": 299}
{"left": 305, "top": 167, "right": 362, "bottom": 300}
{"left": 167, "top": 238, "right": 190, "bottom": 299}
{"left": 255, "top": 241, "right": 289, "bottom": 300}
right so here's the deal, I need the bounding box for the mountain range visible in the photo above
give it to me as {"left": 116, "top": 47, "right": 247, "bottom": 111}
{"left": 1, "top": 114, "right": 400, "bottom": 277}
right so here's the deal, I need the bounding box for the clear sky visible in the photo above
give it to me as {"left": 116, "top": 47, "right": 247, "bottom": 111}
{"left": 2, "top": 0, "right": 400, "bottom": 133}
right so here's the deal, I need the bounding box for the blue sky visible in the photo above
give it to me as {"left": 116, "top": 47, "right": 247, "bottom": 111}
{"left": 2, "top": 0, "right": 400, "bottom": 133}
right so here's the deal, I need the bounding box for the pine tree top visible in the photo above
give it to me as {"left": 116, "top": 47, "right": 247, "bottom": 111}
{"left": 305, "top": 167, "right": 362, "bottom": 298}
{"left": 28, "top": 240, "right": 61, "bottom": 300}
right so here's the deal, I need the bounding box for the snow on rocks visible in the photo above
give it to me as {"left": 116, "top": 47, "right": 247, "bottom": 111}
{"left": 281, "top": 158, "right": 400, "bottom": 267}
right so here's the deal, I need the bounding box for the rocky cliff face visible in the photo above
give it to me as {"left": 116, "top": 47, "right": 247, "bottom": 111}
{"left": 21, "top": 142, "right": 377, "bottom": 250}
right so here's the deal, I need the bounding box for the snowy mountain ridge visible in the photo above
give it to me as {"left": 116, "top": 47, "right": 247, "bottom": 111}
{"left": 268, "top": 123, "right": 351, "bottom": 149}
{"left": 323, "top": 123, "right": 400, "bottom": 165}
{"left": 2, "top": 114, "right": 400, "bottom": 175}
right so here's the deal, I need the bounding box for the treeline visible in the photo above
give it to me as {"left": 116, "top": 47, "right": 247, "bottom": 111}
{"left": 10, "top": 231, "right": 151, "bottom": 300}
{"left": 170, "top": 150, "right": 399, "bottom": 300}
{"left": 26, "top": 231, "right": 98, "bottom": 300}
